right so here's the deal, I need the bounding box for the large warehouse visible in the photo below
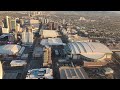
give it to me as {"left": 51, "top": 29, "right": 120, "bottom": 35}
{"left": 65, "top": 42, "right": 112, "bottom": 62}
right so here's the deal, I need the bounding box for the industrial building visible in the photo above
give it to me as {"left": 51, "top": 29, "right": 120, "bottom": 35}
{"left": 41, "top": 30, "right": 60, "bottom": 38}
{"left": 59, "top": 66, "right": 89, "bottom": 79}
{"left": 65, "top": 42, "right": 112, "bottom": 62}
{"left": 0, "top": 44, "right": 25, "bottom": 57}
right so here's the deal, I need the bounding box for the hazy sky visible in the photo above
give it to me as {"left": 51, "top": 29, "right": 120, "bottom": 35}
{"left": 110, "top": 11, "right": 120, "bottom": 13}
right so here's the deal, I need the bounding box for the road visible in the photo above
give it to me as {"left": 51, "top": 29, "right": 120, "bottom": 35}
{"left": 20, "top": 36, "right": 41, "bottom": 79}
{"left": 22, "top": 24, "right": 44, "bottom": 78}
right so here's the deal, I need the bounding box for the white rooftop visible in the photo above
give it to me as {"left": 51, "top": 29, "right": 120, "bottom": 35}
{"left": 40, "top": 38, "right": 65, "bottom": 46}
{"left": 68, "top": 42, "right": 112, "bottom": 54}
{"left": 67, "top": 42, "right": 112, "bottom": 60}
{"left": 42, "top": 30, "right": 60, "bottom": 38}
{"left": 10, "top": 60, "right": 27, "bottom": 67}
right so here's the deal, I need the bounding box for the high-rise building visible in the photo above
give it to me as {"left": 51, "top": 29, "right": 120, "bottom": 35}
{"left": 22, "top": 29, "right": 33, "bottom": 45}
{"left": 6, "top": 16, "right": 11, "bottom": 32}
{"left": 16, "top": 23, "right": 20, "bottom": 32}
{"left": 40, "top": 18, "right": 49, "bottom": 24}
{"left": 44, "top": 18, "right": 49, "bottom": 24}
{"left": 3, "top": 18, "right": 8, "bottom": 28}
{"left": 14, "top": 32, "right": 17, "bottom": 41}
{"left": 0, "top": 26, "right": 2, "bottom": 35}
{"left": 2, "top": 16, "right": 12, "bottom": 33}
{"left": 54, "top": 22, "right": 59, "bottom": 30}
{"left": 20, "top": 19, "right": 24, "bottom": 26}
{"left": 48, "top": 22, "right": 55, "bottom": 30}
{"left": 28, "top": 31, "right": 33, "bottom": 44}
{"left": 11, "top": 19, "right": 16, "bottom": 31}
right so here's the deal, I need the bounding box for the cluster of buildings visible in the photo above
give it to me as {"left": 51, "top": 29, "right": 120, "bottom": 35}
{"left": 0, "top": 12, "right": 119, "bottom": 79}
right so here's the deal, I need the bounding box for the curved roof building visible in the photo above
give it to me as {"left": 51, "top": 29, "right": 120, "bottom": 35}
{"left": 65, "top": 42, "right": 112, "bottom": 61}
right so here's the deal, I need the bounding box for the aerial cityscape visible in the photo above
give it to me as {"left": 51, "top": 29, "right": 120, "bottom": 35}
{"left": 0, "top": 11, "right": 120, "bottom": 79}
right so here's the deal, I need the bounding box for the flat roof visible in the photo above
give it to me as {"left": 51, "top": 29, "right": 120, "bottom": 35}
{"left": 59, "top": 67, "right": 89, "bottom": 79}
{"left": 41, "top": 38, "right": 65, "bottom": 46}
{"left": 42, "top": 30, "right": 60, "bottom": 38}
{"left": 10, "top": 60, "right": 27, "bottom": 67}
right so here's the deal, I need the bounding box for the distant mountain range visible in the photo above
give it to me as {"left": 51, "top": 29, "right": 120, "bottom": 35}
{"left": 0, "top": 11, "right": 120, "bottom": 16}
{"left": 50, "top": 11, "right": 120, "bottom": 16}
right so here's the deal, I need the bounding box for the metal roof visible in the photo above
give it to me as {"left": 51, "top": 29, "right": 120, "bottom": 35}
{"left": 67, "top": 42, "right": 112, "bottom": 60}
{"left": 59, "top": 67, "right": 89, "bottom": 79}
{"left": 41, "top": 38, "right": 65, "bottom": 46}
{"left": 68, "top": 42, "right": 112, "bottom": 54}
